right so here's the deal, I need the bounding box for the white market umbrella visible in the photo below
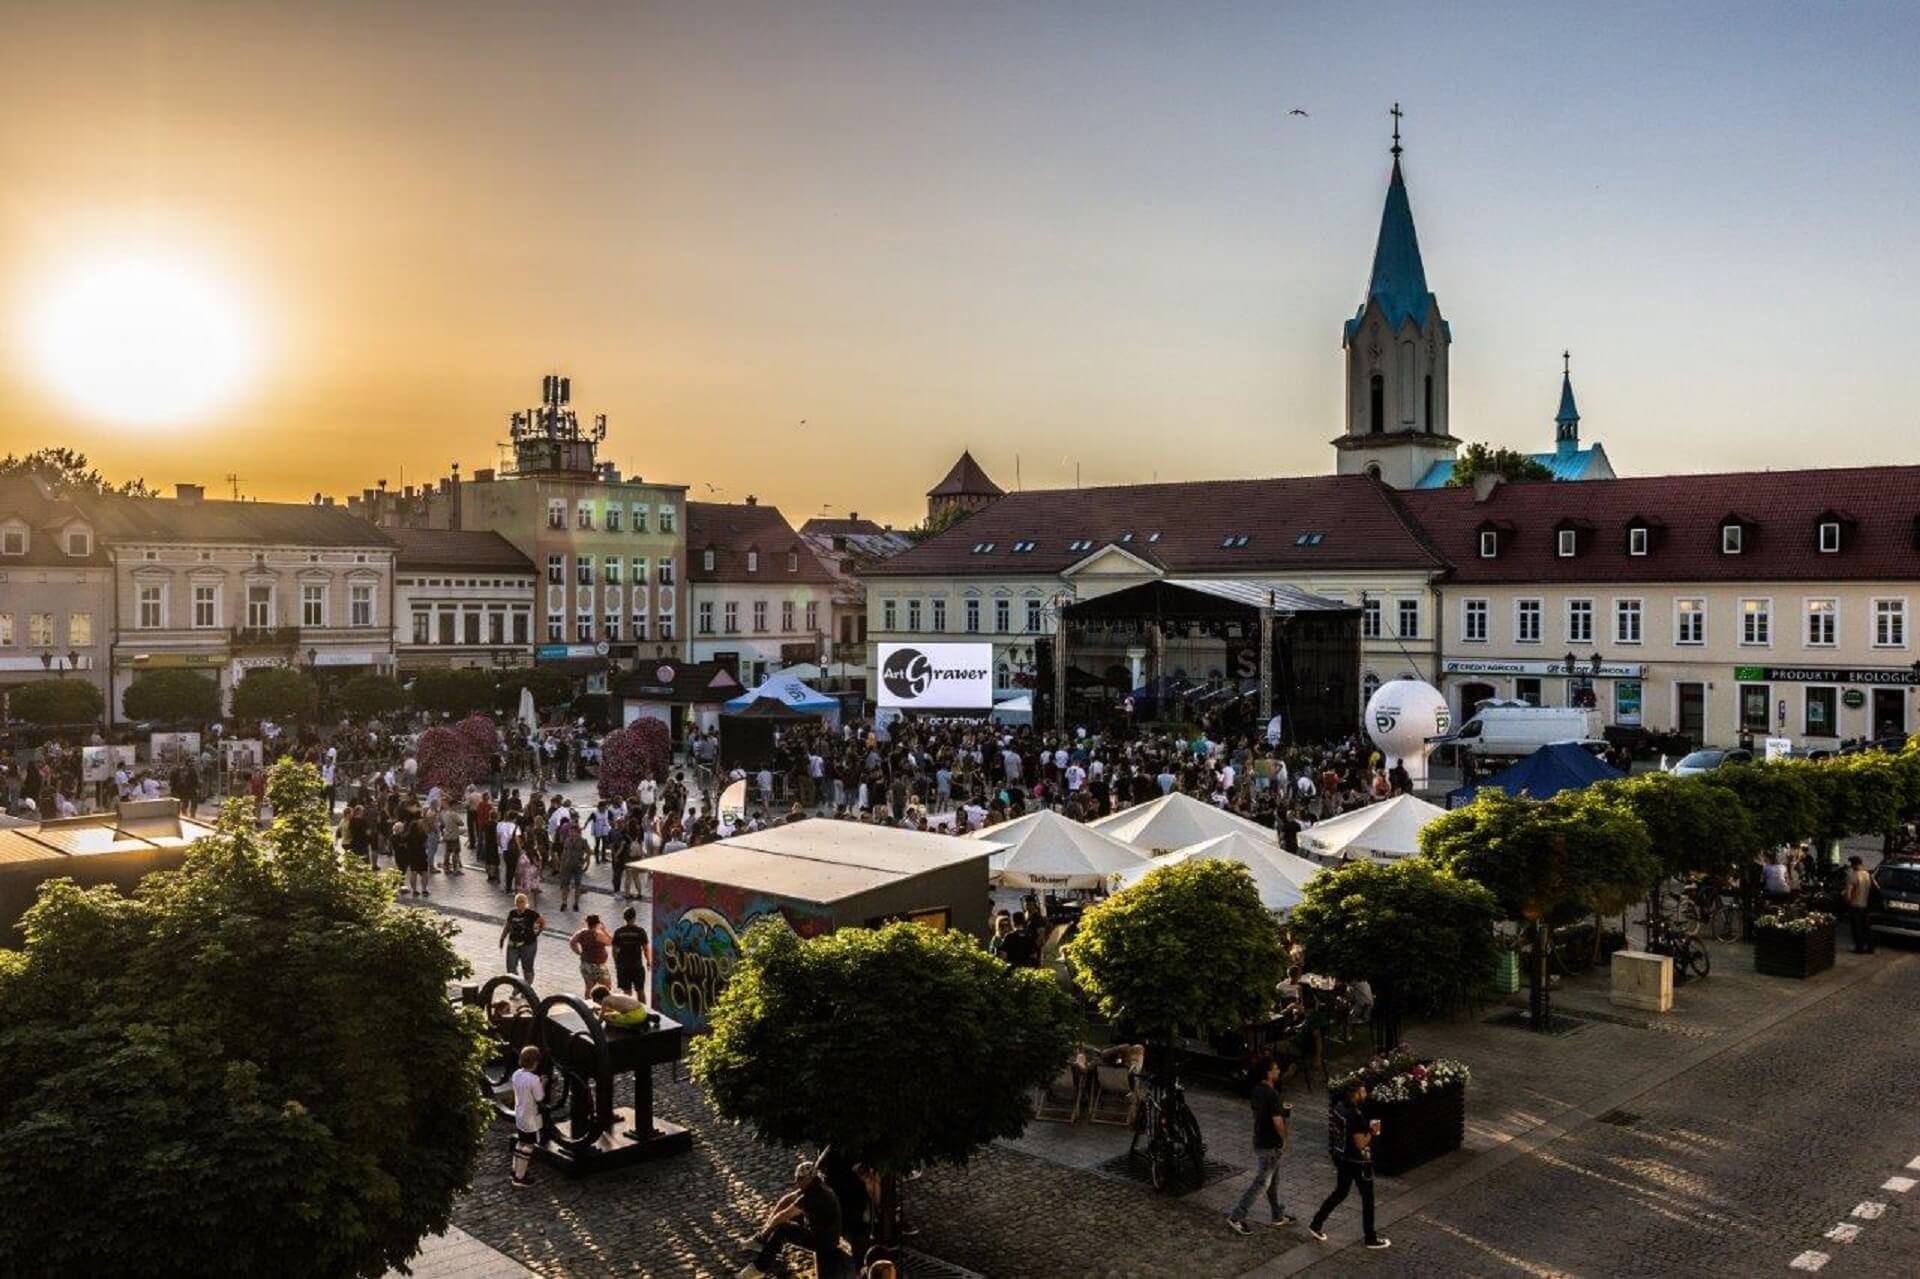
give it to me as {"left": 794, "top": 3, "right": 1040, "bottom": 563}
{"left": 1113, "top": 830, "right": 1322, "bottom": 913}
{"left": 986, "top": 809, "right": 1149, "bottom": 890}
{"left": 1089, "top": 792, "right": 1277, "bottom": 853}
{"left": 1299, "top": 794, "right": 1446, "bottom": 862}
{"left": 518, "top": 686, "right": 539, "bottom": 735}
{"left": 968, "top": 807, "right": 1054, "bottom": 847}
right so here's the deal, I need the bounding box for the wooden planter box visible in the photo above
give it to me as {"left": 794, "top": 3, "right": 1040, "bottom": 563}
{"left": 1329, "top": 1080, "right": 1466, "bottom": 1176}
{"left": 1753, "top": 920, "right": 1836, "bottom": 980}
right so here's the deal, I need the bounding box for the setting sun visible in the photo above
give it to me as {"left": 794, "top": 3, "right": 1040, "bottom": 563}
{"left": 21, "top": 248, "right": 260, "bottom": 427}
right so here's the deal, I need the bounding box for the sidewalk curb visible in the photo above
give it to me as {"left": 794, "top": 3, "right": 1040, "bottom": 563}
{"left": 1237, "top": 950, "right": 1913, "bottom": 1278}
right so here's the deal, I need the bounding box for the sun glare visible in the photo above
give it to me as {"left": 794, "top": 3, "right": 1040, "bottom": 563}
{"left": 22, "top": 249, "right": 260, "bottom": 426}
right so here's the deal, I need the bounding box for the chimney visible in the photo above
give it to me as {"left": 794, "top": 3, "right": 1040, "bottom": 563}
{"left": 474, "top": 468, "right": 494, "bottom": 483}
{"left": 745, "top": 494, "right": 758, "bottom": 506}
{"left": 849, "top": 511, "right": 858, "bottom": 521}
{"left": 1472, "top": 473, "right": 1505, "bottom": 503}
{"left": 175, "top": 483, "right": 204, "bottom": 503}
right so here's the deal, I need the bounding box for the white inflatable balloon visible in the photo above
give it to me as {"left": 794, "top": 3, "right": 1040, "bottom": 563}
{"left": 1365, "top": 679, "right": 1451, "bottom": 784}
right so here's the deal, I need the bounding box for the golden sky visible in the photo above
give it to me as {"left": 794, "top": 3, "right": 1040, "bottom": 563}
{"left": 4, "top": 2, "right": 1918, "bottom": 528}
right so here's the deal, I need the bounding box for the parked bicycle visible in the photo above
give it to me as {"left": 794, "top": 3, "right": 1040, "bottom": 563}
{"left": 1646, "top": 916, "right": 1711, "bottom": 983}
{"left": 1129, "top": 1074, "right": 1206, "bottom": 1192}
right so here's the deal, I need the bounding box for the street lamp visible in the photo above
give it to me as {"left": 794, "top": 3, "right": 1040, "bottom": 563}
{"left": 1591, "top": 652, "right": 1604, "bottom": 677}
{"left": 1563, "top": 651, "right": 1576, "bottom": 678}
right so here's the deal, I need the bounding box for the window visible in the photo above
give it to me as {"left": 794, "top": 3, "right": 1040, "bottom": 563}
{"left": 1368, "top": 373, "right": 1384, "bottom": 434}
{"left": 68, "top": 613, "right": 91, "bottom": 647}
{"left": 632, "top": 557, "right": 648, "bottom": 587}
{"left": 66, "top": 529, "right": 90, "bottom": 557}
{"left": 1805, "top": 598, "right": 1837, "bottom": 647}
{"left": 463, "top": 611, "right": 481, "bottom": 645}
{"left": 604, "top": 557, "right": 621, "bottom": 585}
{"left": 1515, "top": 599, "right": 1542, "bottom": 644}
{"left": 1875, "top": 599, "right": 1907, "bottom": 648}
{"left": 439, "top": 611, "right": 456, "bottom": 645}
{"left": 547, "top": 613, "right": 563, "bottom": 642}
{"left": 1722, "top": 524, "right": 1743, "bottom": 554}
{"left": 746, "top": 550, "right": 759, "bottom": 573}
{"left": 1805, "top": 686, "right": 1837, "bottom": 737}
{"left": 698, "top": 602, "right": 715, "bottom": 635}
{"left": 787, "top": 551, "right": 798, "bottom": 573}
{"left": 576, "top": 557, "right": 592, "bottom": 587}
{"left": 1397, "top": 599, "right": 1419, "bottom": 640}
{"left": 0, "top": 614, "right": 11, "bottom": 646}
{"left": 882, "top": 599, "right": 896, "bottom": 631}
{"left": 657, "top": 615, "right": 674, "bottom": 641}
{"left": 547, "top": 499, "right": 565, "bottom": 530}
{"left": 351, "top": 583, "right": 373, "bottom": 628}
{"left": 1463, "top": 599, "right": 1489, "bottom": 643}
{"left": 576, "top": 614, "right": 594, "bottom": 643}
{"left": 193, "top": 584, "right": 219, "bottom": 629}
{"left": 302, "top": 583, "right": 326, "bottom": 627}
{"left": 604, "top": 613, "right": 621, "bottom": 641}
{"left": 29, "top": 613, "right": 54, "bottom": 646}
{"left": 1363, "top": 672, "right": 1381, "bottom": 703}
{"left": 995, "top": 598, "right": 1010, "bottom": 633}
{"left": 136, "top": 585, "right": 163, "bottom": 630}
{"left": 1567, "top": 599, "right": 1594, "bottom": 644}
{"left": 513, "top": 612, "right": 530, "bottom": 645}
{"left": 1479, "top": 530, "right": 1498, "bottom": 558}
{"left": 702, "top": 548, "right": 715, "bottom": 572}
{"left": 0, "top": 528, "right": 23, "bottom": 555}
{"left": 752, "top": 601, "right": 767, "bottom": 632}
{"left": 1818, "top": 521, "right": 1840, "bottom": 553}
{"left": 965, "top": 598, "right": 980, "bottom": 633}
{"left": 1362, "top": 597, "right": 1382, "bottom": 639}
{"left": 1515, "top": 677, "right": 1542, "bottom": 707}
{"left": 1026, "top": 598, "right": 1043, "bottom": 633}
{"left": 928, "top": 599, "right": 942, "bottom": 632}
{"left": 782, "top": 601, "right": 795, "bottom": 632}
{"left": 1628, "top": 526, "right": 1649, "bottom": 557}
{"left": 576, "top": 501, "right": 593, "bottom": 530}
{"left": 1614, "top": 598, "right": 1643, "bottom": 645}
{"left": 247, "top": 584, "right": 272, "bottom": 629}
{"left": 412, "top": 612, "right": 430, "bottom": 645}
{"left": 605, "top": 505, "right": 621, "bottom": 532}
{"left": 724, "top": 601, "right": 739, "bottom": 634}
{"left": 658, "top": 557, "right": 674, "bottom": 585}
{"left": 631, "top": 503, "right": 648, "bottom": 533}
{"left": 1557, "top": 529, "right": 1576, "bottom": 558}
{"left": 906, "top": 599, "right": 921, "bottom": 632}
{"left": 1741, "top": 598, "right": 1771, "bottom": 646}
{"left": 657, "top": 504, "right": 676, "bottom": 534}
{"left": 488, "top": 611, "right": 506, "bottom": 645}
{"left": 631, "top": 612, "right": 648, "bottom": 641}
{"left": 1675, "top": 598, "right": 1705, "bottom": 645}
{"left": 547, "top": 555, "right": 563, "bottom": 585}
{"left": 1740, "top": 683, "right": 1771, "bottom": 734}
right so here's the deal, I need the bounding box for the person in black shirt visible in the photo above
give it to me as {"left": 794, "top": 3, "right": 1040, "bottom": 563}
{"left": 740, "top": 1158, "right": 848, "bottom": 1279}
{"left": 1227, "top": 1055, "right": 1293, "bottom": 1233}
{"left": 1307, "top": 1079, "right": 1389, "bottom": 1250}
{"left": 611, "top": 907, "right": 651, "bottom": 999}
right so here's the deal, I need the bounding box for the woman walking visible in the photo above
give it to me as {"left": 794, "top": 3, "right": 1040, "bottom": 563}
{"left": 500, "top": 893, "right": 545, "bottom": 985}
{"left": 406, "top": 815, "right": 432, "bottom": 898}
{"left": 512, "top": 834, "right": 542, "bottom": 906}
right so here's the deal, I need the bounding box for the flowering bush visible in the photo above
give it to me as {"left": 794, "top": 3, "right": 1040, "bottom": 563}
{"left": 414, "top": 726, "right": 486, "bottom": 792}
{"left": 599, "top": 718, "right": 672, "bottom": 800}
{"left": 1753, "top": 910, "right": 1835, "bottom": 936}
{"left": 1330, "top": 1045, "right": 1471, "bottom": 1103}
{"left": 452, "top": 714, "right": 498, "bottom": 763}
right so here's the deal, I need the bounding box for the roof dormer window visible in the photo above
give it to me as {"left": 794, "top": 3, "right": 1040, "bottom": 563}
{"left": 1479, "top": 530, "right": 1498, "bottom": 559}
{"left": 1146, "top": 531, "right": 1162, "bottom": 542}
{"left": 1722, "top": 524, "right": 1743, "bottom": 555}
{"left": 702, "top": 548, "right": 716, "bottom": 571}
{"left": 1818, "top": 521, "right": 1841, "bottom": 553}
{"left": 786, "top": 550, "right": 798, "bottom": 572}
{"left": 1557, "top": 529, "right": 1576, "bottom": 558}
{"left": 1, "top": 528, "right": 24, "bottom": 556}
{"left": 1219, "top": 534, "right": 1250, "bottom": 549}
{"left": 746, "top": 550, "right": 759, "bottom": 573}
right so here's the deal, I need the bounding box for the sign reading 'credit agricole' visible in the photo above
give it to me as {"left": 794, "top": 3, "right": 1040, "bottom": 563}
{"left": 876, "top": 642, "right": 994, "bottom": 709}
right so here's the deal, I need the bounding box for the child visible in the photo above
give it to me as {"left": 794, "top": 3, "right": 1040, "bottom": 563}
{"left": 510, "top": 1045, "right": 545, "bottom": 1187}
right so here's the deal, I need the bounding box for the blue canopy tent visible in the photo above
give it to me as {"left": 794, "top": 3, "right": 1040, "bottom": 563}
{"left": 1446, "top": 742, "right": 1623, "bottom": 809}
{"left": 724, "top": 671, "right": 841, "bottom": 726}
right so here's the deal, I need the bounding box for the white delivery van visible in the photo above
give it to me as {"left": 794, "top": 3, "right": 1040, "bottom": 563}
{"left": 1444, "top": 703, "right": 1604, "bottom": 760}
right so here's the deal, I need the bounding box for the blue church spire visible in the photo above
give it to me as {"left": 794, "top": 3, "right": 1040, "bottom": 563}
{"left": 1345, "top": 104, "right": 1444, "bottom": 342}
{"left": 1555, "top": 350, "right": 1580, "bottom": 454}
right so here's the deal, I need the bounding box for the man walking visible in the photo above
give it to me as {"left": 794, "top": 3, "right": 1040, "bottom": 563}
{"left": 1306, "top": 1078, "right": 1390, "bottom": 1250}
{"left": 1844, "top": 855, "right": 1876, "bottom": 954}
{"left": 1227, "top": 1055, "right": 1294, "bottom": 1234}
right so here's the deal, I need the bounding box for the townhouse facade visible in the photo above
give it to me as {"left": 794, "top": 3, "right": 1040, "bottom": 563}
{"left": 385, "top": 528, "right": 537, "bottom": 673}
{"left": 687, "top": 499, "right": 837, "bottom": 688}
{"left": 799, "top": 513, "right": 911, "bottom": 690}
{"left": 0, "top": 474, "right": 114, "bottom": 710}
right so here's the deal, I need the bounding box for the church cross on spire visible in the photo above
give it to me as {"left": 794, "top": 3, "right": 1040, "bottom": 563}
{"left": 1390, "top": 103, "right": 1403, "bottom": 159}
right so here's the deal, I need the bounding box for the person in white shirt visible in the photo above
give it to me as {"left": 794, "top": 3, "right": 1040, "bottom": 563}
{"left": 638, "top": 776, "right": 657, "bottom": 808}
{"left": 509, "top": 1046, "right": 545, "bottom": 1187}
{"left": 1065, "top": 763, "right": 1086, "bottom": 792}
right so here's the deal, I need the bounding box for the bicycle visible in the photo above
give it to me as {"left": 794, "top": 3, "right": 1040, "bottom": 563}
{"left": 1646, "top": 916, "right": 1711, "bottom": 983}
{"left": 1129, "top": 1074, "right": 1206, "bottom": 1192}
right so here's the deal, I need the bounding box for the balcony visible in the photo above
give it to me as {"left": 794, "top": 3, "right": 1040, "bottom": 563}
{"left": 230, "top": 626, "right": 301, "bottom": 652}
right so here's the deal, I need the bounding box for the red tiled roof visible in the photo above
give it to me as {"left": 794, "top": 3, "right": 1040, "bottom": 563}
{"left": 868, "top": 474, "right": 1447, "bottom": 577}
{"left": 385, "top": 527, "right": 534, "bottom": 573}
{"left": 926, "top": 451, "right": 1004, "bottom": 498}
{"left": 687, "top": 501, "right": 837, "bottom": 585}
{"left": 0, "top": 476, "right": 111, "bottom": 567}
{"left": 1400, "top": 465, "right": 1920, "bottom": 584}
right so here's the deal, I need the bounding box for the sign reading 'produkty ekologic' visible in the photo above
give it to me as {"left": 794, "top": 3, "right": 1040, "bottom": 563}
{"left": 1734, "top": 665, "right": 1920, "bottom": 686}
{"left": 876, "top": 642, "right": 994, "bottom": 709}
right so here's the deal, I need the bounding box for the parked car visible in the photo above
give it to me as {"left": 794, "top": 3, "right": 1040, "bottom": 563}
{"left": 1441, "top": 705, "right": 1605, "bottom": 761}
{"left": 1840, "top": 735, "right": 1914, "bottom": 756}
{"left": 1869, "top": 856, "right": 1920, "bottom": 941}
{"left": 1603, "top": 724, "right": 1693, "bottom": 759}
{"left": 1669, "top": 747, "right": 1754, "bottom": 778}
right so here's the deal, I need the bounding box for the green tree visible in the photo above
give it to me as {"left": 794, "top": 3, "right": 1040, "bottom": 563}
{"left": 0, "top": 446, "right": 156, "bottom": 498}
{"left": 122, "top": 668, "right": 222, "bottom": 723}
{"left": 8, "top": 678, "right": 106, "bottom": 726}
{"left": 407, "top": 668, "right": 495, "bottom": 718}
{"left": 1066, "top": 858, "right": 1286, "bottom": 1045}
{"left": 1444, "top": 442, "right": 1554, "bottom": 487}
{"left": 337, "top": 672, "right": 406, "bottom": 719}
{"left": 693, "top": 920, "right": 1076, "bottom": 1247}
{"left": 904, "top": 502, "right": 973, "bottom": 544}
{"left": 494, "top": 666, "right": 573, "bottom": 714}
{"left": 1603, "top": 772, "right": 1756, "bottom": 882}
{"left": 0, "top": 761, "right": 491, "bottom": 1277}
{"left": 1699, "top": 760, "right": 1817, "bottom": 847}
{"left": 230, "top": 666, "right": 318, "bottom": 721}
{"left": 1289, "top": 858, "right": 1501, "bottom": 1050}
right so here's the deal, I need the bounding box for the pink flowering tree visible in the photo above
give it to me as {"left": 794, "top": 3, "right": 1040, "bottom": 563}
{"left": 414, "top": 726, "right": 486, "bottom": 792}
{"left": 599, "top": 718, "right": 671, "bottom": 800}
{"left": 452, "top": 714, "right": 498, "bottom": 763}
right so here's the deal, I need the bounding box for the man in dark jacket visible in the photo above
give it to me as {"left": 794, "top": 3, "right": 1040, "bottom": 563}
{"left": 1306, "top": 1079, "right": 1389, "bottom": 1250}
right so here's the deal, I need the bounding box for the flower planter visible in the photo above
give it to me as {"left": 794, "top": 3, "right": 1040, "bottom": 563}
{"left": 1361, "top": 1081, "right": 1466, "bottom": 1175}
{"left": 1753, "top": 919, "right": 1836, "bottom": 980}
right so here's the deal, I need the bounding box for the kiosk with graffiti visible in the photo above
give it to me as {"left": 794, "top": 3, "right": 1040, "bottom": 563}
{"left": 651, "top": 874, "right": 832, "bottom": 1031}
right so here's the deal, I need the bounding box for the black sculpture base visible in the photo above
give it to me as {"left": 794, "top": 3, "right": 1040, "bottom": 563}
{"left": 536, "top": 1108, "right": 694, "bottom": 1176}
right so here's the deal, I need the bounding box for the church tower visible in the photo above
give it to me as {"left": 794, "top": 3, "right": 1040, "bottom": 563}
{"left": 1333, "top": 106, "right": 1459, "bottom": 488}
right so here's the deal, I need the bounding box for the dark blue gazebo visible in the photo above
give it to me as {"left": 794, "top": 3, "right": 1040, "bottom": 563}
{"left": 1446, "top": 742, "right": 1623, "bottom": 809}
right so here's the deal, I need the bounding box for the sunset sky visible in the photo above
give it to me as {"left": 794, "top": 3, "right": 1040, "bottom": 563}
{"left": 3, "top": 1, "right": 1918, "bottom": 527}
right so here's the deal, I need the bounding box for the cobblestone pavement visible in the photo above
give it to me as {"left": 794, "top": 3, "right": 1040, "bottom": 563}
{"left": 397, "top": 796, "right": 1920, "bottom": 1278}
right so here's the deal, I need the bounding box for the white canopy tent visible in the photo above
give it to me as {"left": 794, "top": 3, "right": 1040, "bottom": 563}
{"left": 1299, "top": 794, "right": 1447, "bottom": 863}
{"left": 989, "top": 694, "right": 1033, "bottom": 726}
{"left": 984, "top": 809, "right": 1149, "bottom": 890}
{"left": 1113, "top": 830, "right": 1323, "bottom": 913}
{"left": 967, "top": 807, "right": 1053, "bottom": 848}
{"left": 1089, "top": 792, "right": 1277, "bottom": 853}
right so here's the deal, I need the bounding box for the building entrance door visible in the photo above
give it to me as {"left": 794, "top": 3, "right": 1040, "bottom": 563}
{"left": 1458, "top": 682, "right": 1496, "bottom": 721}
{"left": 1677, "top": 682, "right": 1706, "bottom": 747}
{"left": 1872, "top": 688, "right": 1905, "bottom": 740}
